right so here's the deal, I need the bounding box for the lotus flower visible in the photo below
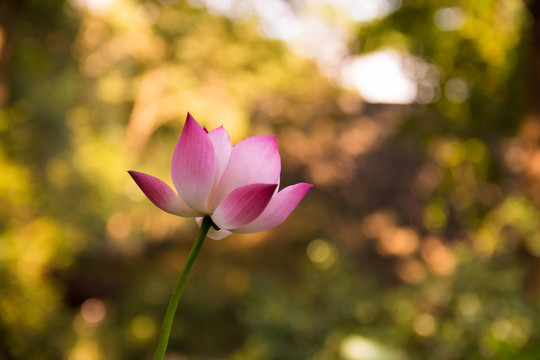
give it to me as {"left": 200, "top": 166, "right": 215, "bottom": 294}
{"left": 128, "top": 113, "right": 312, "bottom": 240}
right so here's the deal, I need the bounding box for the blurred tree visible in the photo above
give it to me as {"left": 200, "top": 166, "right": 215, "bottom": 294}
{"left": 1, "top": 0, "right": 335, "bottom": 358}
{"left": 524, "top": 1, "right": 540, "bottom": 206}
{"left": 2, "top": 0, "right": 540, "bottom": 359}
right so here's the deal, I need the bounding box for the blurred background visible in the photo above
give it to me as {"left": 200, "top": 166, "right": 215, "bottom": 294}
{"left": 2, "top": 0, "right": 540, "bottom": 359}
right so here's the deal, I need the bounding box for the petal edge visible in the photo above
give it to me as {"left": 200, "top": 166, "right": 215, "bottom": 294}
{"left": 210, "top": 135, "right": 280, "bottom": 209}
{"left": 232, "top": 183, "right": 312, "bottom": 233}
{"left": 171, "top": 113, "right": 216, "bottom": 213}
{"left": 128, "top": 170, "right": 201, "bottom": 217}
{"left": 212, "top": 183, "right": 278, "bottom": 229}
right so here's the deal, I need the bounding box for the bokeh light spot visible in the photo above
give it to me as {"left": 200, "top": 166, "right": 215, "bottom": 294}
{"left": 445, "top": 78, "right": 470, "bottom": 103}
{"left": 396, "top": 258, "right": 426, "bottom": 284}
{"left": 377, "top": 227, "right": 419, "bottom": 257}
{"left": 340, "top": 335, "right": 405, "bottom": 360}
{"left": 341, "top": 51, "right": 417, "bottom": 104}
{"left": 434, "top": 7, "right": 466, "bottom": 31}
{"left": 414, "top": 313, "right": 437, "bottom": 337}
{"left": 68, "top": 339, "right": 102, "bottom": 360}
{"left": 81, "top": 298, "right": 106, "bottom": 324}
{"left": 307, "top": 239, "right": 336, "bottom": 269}
{"left": 423, "top": 202, "right": 447, "bottom": 231}
{"left": 131, "top": 315, "right": 157, "bottom": 342}
{"left": 491, "top": 318, "right": 512, "bottom": 341}
{"left": 421, "top": 237, "right": 456, "bottom": 277}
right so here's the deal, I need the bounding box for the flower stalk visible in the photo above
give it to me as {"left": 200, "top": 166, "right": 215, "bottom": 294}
{"left": 129, "top": 113, "right": 312, "bottom": 358}
{"left": 153, "top": 216, "right": 212, "bottom": 360}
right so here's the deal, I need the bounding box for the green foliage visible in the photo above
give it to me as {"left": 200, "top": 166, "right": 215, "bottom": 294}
{"left": 1, "top": 0, "right": 539, "bottom": 359}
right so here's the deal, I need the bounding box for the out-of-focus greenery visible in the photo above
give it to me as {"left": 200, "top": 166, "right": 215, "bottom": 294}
{"left": 2, "top": 0, "right": 540, "bottom": 359}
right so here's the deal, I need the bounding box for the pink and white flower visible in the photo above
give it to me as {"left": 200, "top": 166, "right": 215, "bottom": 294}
{"left": 128, "top": 113, "right": 312, "bottom": 240}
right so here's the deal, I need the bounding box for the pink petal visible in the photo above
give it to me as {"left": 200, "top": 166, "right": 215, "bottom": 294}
{"left": 232, "top": 183, "right": 312, "bottom": 233}
{"left": 211, "top": 183, "right": 277, "bottom": 229}
{"left": 171, "top": 113, "right": 215, "bottom": 214}
{"left": 210, "top": 136, "right": 281, "bottom": 209}
{"left": 128, "top": 171, "right": 201, "bottom": 217}
{"left": 196, "top": 217, "right": 232, "bottom": 240}
{"left": 206, "top": 126, "right": 232, "bottom": 208}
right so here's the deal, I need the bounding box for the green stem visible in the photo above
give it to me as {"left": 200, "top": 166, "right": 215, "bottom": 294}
{"left": 153, "top": 216, "right": 212, "bottom": 360}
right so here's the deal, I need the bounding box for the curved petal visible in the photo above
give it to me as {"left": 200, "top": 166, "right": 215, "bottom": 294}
{"left": 232, "top": 183, "right": 312, "bottom": 233}
{"left": 210, "top": 135, "right": 281, "bottom": 209}
{"left": 212, "top": 183, "right": 277, "bottom": 229}
{"left": 196, "top": 217, "right": 232, "bottom": 240}
{"left": 128, "top": 171, "right": 201, "bottom": 217}
{"left": 206, "top": 126, "right": 232, "bottom": 209}
{"left": 171, "top": 113, "right": 215, "bottom": 214}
